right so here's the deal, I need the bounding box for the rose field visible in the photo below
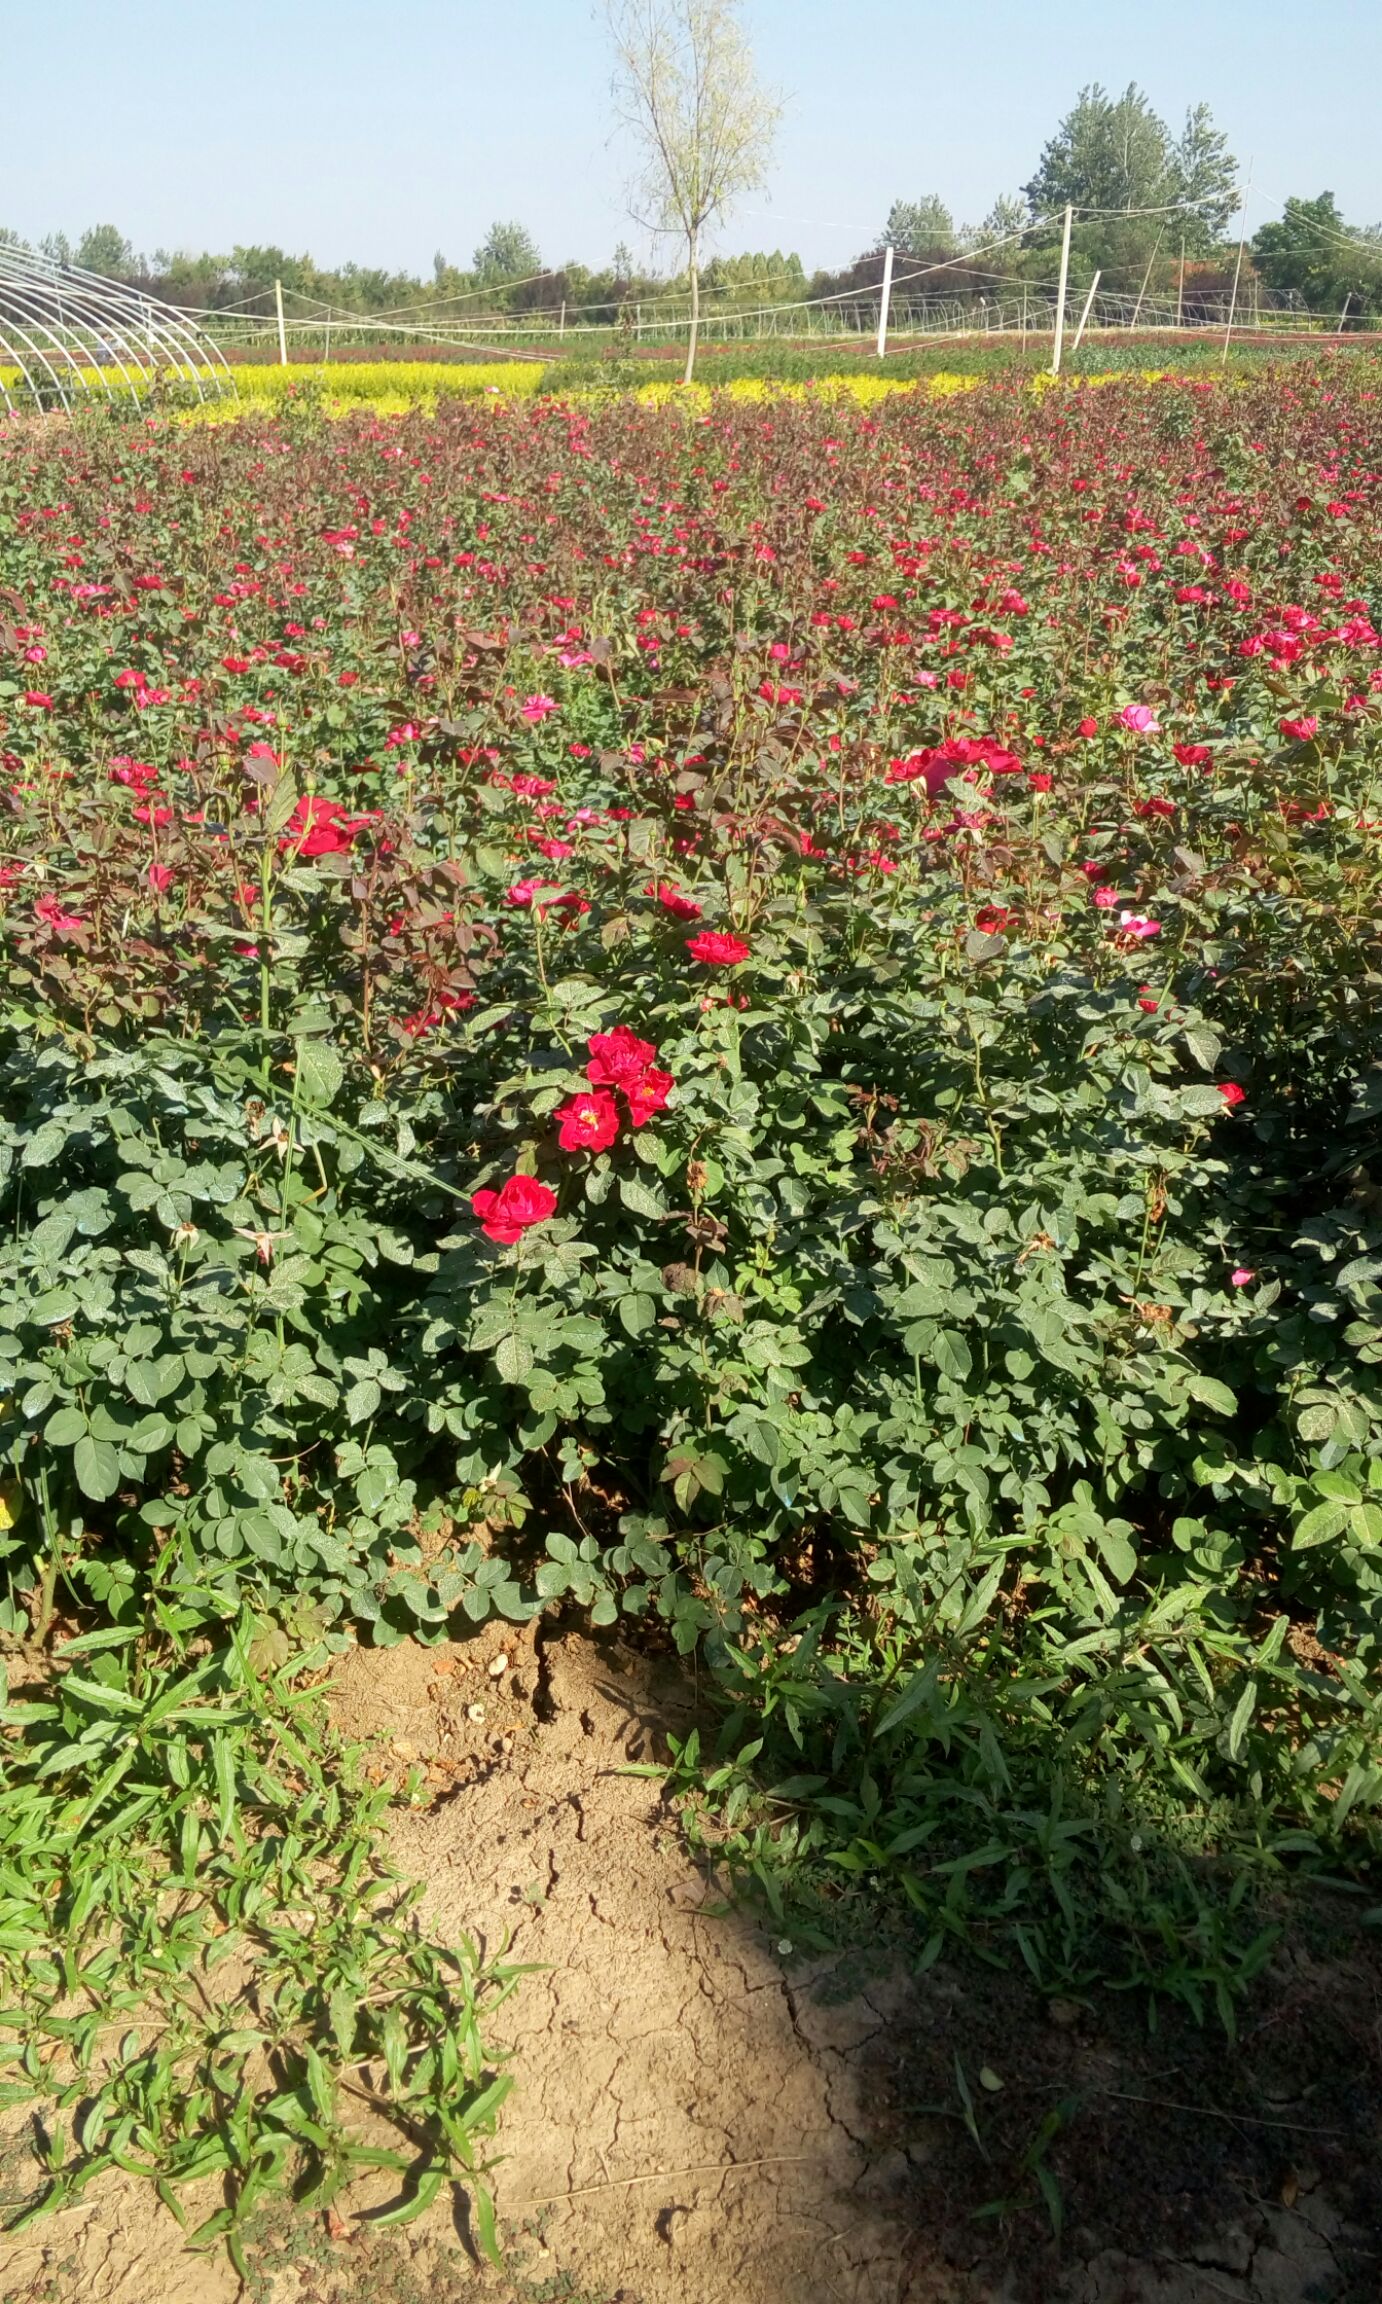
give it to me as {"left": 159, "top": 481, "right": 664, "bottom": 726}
{"left": 2, "top": 368, "right": 1382, "bottom": 2297}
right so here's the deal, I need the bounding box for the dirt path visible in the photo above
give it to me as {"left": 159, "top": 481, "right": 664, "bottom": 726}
{"left": 4, "top": 1627, "right": 1379, "bottom": 2304}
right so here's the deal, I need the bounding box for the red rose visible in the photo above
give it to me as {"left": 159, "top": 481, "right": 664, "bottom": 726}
{"left": 280, "top": 795, "right": 378, "bottom": 859}
{"left": 624, "top": 1066, "right": 673, "bottom": 1127}
{"left": 586, "top": 1026, "right": 658, "bottom": 1088}
{"left": 1173, "top": 743, "right": 1213, "bottom": 767}
{"left": 647, "top": 880, "right": 702, "bottom": 920}
{"left": 556, "top": 1090, "right": 621, "bottom": 1153}
{"left": 1218, "top": 1082, "right": 1247, "bottom": 1109}
{"left": 686, "top": 931, "right": 751, "bottom": 965}
{"left": 471, "top": 1173, "right": 559, "bottom": 1244}
{"left": 886, "top": 735, "right": 1022, "bottom": 794}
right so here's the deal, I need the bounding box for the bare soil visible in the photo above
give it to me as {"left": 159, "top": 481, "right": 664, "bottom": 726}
{"left": 3, "top": 1624, "right": 1379, "bottom": 2304}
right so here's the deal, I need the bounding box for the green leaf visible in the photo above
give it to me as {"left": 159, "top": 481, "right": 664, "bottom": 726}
{"left": 329, "top": 1986, "right": 358, "bottom": 2056}
{"left": 44, "top": 1406, "right": 88, "bottom": 1448}
{"left": 617, "top": 1293, "right": 657, "bottom": 1337}
{"left": 618, "top": 1174, "right": 668, "bottom": 1221}
{"left": 1227, "top": 1677, "right": 1257, "bottom": 1762}
{"left": 1188, "top": 1375, "right": 1237, "bottom": 1418}
{"left": 1182, "top": 1024, "right": 1222, "bottom": 1073}
{"left": 471, "top": 2181, "right": 502, "bottom": 2268}
{"left": 932, "top": 1330, "right": 973, "bottom": 1383}
{"left": 370, "top": 2164, "right": 445, "bottom": 2228}
{"left": 29, "top": 1286, "right": 80, "bottom": 1327}
{"left": 1294, "top": 1499, "right": 1351, "bottom": 1550}
{"left": 1094, "top": 1521, "right": 1137, "bottom": 1585}
{"left": 73, "top": 1435, "right": 120, "bottom": 1502}
{"left": 21, "top": 1122, "right": 68, "bottom": 1170}
{"left": 296, "top": 1040, "right": 344, "bottom": 1107}
{"left": 495, "top": 1333, "right": 535, "bottom": 1384}
{"left": 1350, "top": 1501, "right": 1382, "bottom": 1548}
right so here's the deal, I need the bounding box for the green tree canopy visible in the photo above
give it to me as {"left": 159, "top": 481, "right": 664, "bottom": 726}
{"left": 882, "top": 196, "right": 955, "bottom": 255}
{"left": 472, "top": 221, "right": 543, "bottom": 283}
{"left": 1021, "top": 84, "right": 1238, "bottom": 291}
{"left": 1253, "top": 193, "right": 1382, "bottom": 318}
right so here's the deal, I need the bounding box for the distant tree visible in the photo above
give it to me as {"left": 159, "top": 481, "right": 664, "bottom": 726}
{"left": 1024, "top": 83, "right": 1173, "bottom": 218}
{"left": 1022, "top": 83, "right": 1238, "bottom": 294}
{"left": 605, "top": 0, "right": 782, "bottom": 383}
{"left": 1169, "top": 104, "right": 1239, "bottom": 249}
{"left": 612, "top": 239, "right": 635, "bottom": 277}
{"left": 473, "top": 221, "right": 542, "bottom": 283}
{"left": 1253, "top": 192, "right": 1382, "bottom": 318}
{"left": 882, "top": 196, "right": 954, "bottom": 254}
{"left": 970, "top": 195, "right": 1026, "bottom": 246}
{"left": 73, "top": 224, "right": 138, "bottom": 277}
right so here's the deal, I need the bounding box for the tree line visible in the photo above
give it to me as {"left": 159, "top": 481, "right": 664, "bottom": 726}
{"left": 5, "top": 78, "right": 1380, "bottom": 332}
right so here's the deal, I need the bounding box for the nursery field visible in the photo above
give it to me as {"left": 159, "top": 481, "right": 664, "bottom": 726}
{"left": 2, "top": 367, "right": 1382, "bottom": 2299}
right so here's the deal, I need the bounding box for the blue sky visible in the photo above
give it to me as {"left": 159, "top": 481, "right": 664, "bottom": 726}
{"left": 8, "top": 0, "right": 1377, "bottom": 273}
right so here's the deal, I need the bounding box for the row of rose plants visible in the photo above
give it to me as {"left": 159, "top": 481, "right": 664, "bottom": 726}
{"left": 1, "top": 372, "right": 1380, "bottom": 1969}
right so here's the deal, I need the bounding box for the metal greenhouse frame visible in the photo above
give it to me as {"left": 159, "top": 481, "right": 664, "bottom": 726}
{"left": 0, "top": 241, "right": 236, "bottom": 413}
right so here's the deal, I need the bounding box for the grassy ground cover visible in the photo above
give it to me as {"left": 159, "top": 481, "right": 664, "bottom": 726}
{"left": 1, "top": 364, "right": 1381, "bottom": 2253}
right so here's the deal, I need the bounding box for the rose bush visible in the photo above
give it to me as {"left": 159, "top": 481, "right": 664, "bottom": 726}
{"left": 1, "top": 369, "right": 1381, "bottom": 1981}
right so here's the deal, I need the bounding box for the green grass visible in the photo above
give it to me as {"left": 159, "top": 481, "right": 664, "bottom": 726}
{"left": 0, "top": 1612, "right": 524, "bottom": 2278}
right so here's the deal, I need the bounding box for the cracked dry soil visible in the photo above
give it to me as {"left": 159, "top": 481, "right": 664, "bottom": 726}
{"left": 4, "top": 1627, "right": 1381, "bottom": 2304}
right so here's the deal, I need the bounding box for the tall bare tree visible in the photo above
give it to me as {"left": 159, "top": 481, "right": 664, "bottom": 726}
{"left": 605, "top": 0, "right": 781, "bottom": 383}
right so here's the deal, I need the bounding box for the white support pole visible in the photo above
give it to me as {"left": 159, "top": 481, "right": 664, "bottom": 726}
{"left": 322, "top": 313, "right": 331, "bottom": 364}
{"left": 1176, "top": 238, "right": 1186, "bottom": 327}
{"left": 875, "top": 243, "right": 895, "bottom": 358}
{"left": 1050, "top": 204, "right": 1073, "bottom": 375}
{"left": 1071, "top": 270, "right": 1101, "bottom": 353}
{"left": 1130, "top": 231, "right": 1162, "bottom": 330}
{"left": 1222, "top": 164, "right": 1252, "bottom": 367}
{"left": 274, "top": 278, "right": 288, "bottom": 366}
{"left": 559, "top": 299, "right": 566, "bottom": 338}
